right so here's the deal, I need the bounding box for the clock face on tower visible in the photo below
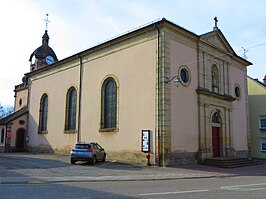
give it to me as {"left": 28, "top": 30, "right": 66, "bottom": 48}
{"left": 46, "top": 55, "right": 54, "bottom": 64}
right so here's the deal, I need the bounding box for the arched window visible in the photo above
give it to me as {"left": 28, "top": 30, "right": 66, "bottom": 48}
{"left": 65, "top": 87, "right": 77, "bottom": 131}
{"left": 101, "top": 78, "right": 117, "bottom": 129}
{"left": 212, "top": 112, "right": 220, "bottom": 123}
{"left": 212, "top": 65, "right": 219, "bottom": 93}
{"left": 39, "top": 94, "right": 48, "bottom": 132}
{"left": 1, "top": 128, "right": 4, "bottom": 143}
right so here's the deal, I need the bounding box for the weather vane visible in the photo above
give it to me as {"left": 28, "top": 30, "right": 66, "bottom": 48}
{"left": 43, "top": 14, "right": 50, "bottom": 31}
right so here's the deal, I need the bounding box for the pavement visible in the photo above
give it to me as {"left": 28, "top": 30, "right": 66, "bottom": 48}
{"left": 0, "top": 153, "right": 266, "bottom": 184}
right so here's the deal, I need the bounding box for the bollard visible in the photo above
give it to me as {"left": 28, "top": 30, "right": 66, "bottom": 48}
{"left": 146, "top": 153, "right": 151, "bottom": 166}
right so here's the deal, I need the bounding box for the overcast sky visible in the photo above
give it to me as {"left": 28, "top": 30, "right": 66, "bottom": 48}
{"left": 1, "top": 0, "right": 266, "bottom": 106}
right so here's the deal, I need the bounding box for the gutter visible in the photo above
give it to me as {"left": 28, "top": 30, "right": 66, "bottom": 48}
{"left": 77, "top": 54, "right": 83, "bottom": 142}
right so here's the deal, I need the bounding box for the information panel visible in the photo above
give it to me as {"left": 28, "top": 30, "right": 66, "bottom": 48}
{"left": 141, "top": 130, "right": 150, "bottom": 153}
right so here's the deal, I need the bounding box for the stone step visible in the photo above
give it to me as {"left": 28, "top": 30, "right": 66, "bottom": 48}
{"left": 203, "top": 158, "right": 262, "bottom": 168}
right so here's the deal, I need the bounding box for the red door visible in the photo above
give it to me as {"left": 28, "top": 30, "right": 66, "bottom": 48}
{"left": 212, "top": 127, "right": 220, "bottom": 157}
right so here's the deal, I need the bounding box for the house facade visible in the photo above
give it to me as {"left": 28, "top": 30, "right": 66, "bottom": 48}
{"left": 248, "top": 76, "right": 266, "bottom": 158}
{"left": 0, "top": 18, "right": 252, "bottom": 165}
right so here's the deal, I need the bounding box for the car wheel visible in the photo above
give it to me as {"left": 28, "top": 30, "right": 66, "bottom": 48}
{"left": 102, "top": 153, "right": 106, "bottom": 162}
{"left": 71, "top": 159, "right": 76, "bottom": 164}
{"left": 91, "top": 155, "right": 97, "bottom": 165}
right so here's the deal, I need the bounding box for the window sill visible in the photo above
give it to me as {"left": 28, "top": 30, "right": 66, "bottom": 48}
{"left": 64, "top": 130, "right": 77, "bottom": 134}
{"left": 38, "top": 130, "right": 48, "bottom": 134}
{"left": 259, "top": 128, "right": 266, "bottom": 132}
{"left": 99, "top": 128, "right": 119, "bottom": 133}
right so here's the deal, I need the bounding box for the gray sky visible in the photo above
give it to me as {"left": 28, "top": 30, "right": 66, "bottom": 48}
{"left": 1, "top": 0, "right": 266, "bottom": 106}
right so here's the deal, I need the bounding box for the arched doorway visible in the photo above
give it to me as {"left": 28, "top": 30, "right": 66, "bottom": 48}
{"left": 211, "top": 112, "right": 221, "bottom": 157}
{"left": 16, "top": 128, "right": 26, "bottom": 150}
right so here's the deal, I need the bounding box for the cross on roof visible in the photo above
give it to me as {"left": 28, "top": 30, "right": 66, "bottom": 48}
{"left": 43, "top": 14, "right": 50, "bottom": 31}
{"left": 214, "top": 17, "right": 218, "bottom": 30}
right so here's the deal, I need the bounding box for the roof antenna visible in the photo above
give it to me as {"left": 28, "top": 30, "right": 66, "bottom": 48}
{"left": 43, "top": 14, "right": 50, "bottom": 31}
{"left": 242, "top": 47, "right": 249, "bottom": 59}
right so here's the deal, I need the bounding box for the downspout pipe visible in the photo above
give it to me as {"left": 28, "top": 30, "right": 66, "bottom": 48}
{"left": 77, "top": 54, "right": 83, "bottom": 142}
{"left": 154, "top": 24, "right": 161, "bottom": 166}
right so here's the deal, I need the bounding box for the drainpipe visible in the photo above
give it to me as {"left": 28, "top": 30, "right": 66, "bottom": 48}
{"left": 26, "top": 77, "right": 31, "bottom": 150}
{"left": 154, "top": 24, "right": 161, "bottom": 166}
{"left": 77, "top": 54, "right": 83, "bottom": 142}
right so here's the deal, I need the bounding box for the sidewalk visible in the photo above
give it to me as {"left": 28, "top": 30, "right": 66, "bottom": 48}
{"left": 0, "top": 153, "right": 266, "bottom": 184}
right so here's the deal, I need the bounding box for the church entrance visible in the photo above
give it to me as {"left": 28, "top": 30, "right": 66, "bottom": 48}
{"left": 212, "top": 127, "right": 220, "bottom": 157}
{"left": 16, "top": 128, "right": 25, "bottom": 149}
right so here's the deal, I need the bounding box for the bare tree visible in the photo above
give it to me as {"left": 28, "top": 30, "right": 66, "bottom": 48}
{"left": 0, "top": 103, "right": 14, "bottom": 119}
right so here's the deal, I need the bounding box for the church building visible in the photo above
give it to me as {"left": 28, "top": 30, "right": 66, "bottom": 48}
{"left": 0, "top": 18, "right": 252, "bottom": 165}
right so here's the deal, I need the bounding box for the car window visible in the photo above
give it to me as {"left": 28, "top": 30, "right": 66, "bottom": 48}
{"left": 96, "top": 144, "right": 103, "bottom": 150}
{"left": 75, "top": 144, "right": 91, "bottom": 149}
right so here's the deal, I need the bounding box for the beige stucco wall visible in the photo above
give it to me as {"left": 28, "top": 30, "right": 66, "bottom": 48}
{"left": 14, "top": 88, "right": 28, "bottom": 111}
{"left": 28, "top": 61, "right": 80, "bottom": 149}
{"left": 28, "top": 37, "right": 157, "bottom": 153}
{"left": 230, "top": 65, "right": 248, "bottom": 150}
{"left": 248, "top": 77, "right": 266, "bottom": 158}
{"left": 170, "top": 40, "right": 198, "bottom": 152}
{"left": 80, "top": 39, "right": 156, "bottom": 152}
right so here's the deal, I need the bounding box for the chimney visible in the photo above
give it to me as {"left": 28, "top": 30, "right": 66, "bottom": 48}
{"left": 263, "top": 74, "right": 266, "bottom": 85}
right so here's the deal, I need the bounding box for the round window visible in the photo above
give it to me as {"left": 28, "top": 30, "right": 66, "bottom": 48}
{"left": 234, "top": 85, "right": 241, "bottom": 99}
{"left": 179, "top": 66, "right": 190, "bottom": 85}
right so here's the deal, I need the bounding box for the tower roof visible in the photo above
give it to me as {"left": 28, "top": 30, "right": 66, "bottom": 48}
{"left": 29, "top": 30, "right": 58, "bottom": 70}
{"left": 29, "top": 30, "right": 57, "bottom": 62}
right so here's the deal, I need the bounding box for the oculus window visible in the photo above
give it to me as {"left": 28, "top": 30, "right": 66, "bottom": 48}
{"left": 178, "top": 65, "right": 191, "bottom": 86}
{"left": 234, "top": 85, "right": 241, "bottom": 99}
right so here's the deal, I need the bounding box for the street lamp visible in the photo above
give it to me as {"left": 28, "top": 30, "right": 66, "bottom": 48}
{"left": 165, "top": 76, "right": 180, "bottom": 87}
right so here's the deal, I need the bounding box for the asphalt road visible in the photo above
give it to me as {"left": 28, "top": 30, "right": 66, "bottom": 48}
{"left": 1, "top": 176, "right": 266, "bottom": 199}
{"left": 1, "top": 153, "right": 266, "bottom": 198}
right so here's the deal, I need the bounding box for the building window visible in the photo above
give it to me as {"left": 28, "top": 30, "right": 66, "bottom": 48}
{"left": 19, "top": 98, "right": 22, "bottom": 107}
{"left": 212, "top": 64, "right": 219, "bottom": 93}
{"left": 259, "top": 116, "right": 266, "bottom": 130}
{"left": 39, "top": 94, "right": 48, "bottom": 132}
{"left": 212, "top": 112, "right": 220, "bottom": 123}
{"left": 234, "top": 85, "right": 241, "bottom": 99}
{"left": 101, "top": 78, "right": 117, "bottom": 129}
{"left": 65, "top": 87, "right": 77, "bottom": 131}
{"left": 178, "top": 65, "right": 190, "bottom": 86}
{"left": 1, "top": 128, "right": 4, "bottom": 143}
{"left": 261, "top": 139, "right": 266, "bottom": 152}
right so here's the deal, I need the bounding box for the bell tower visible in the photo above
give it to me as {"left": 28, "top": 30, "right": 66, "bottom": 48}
{"left": 29, "top": 14, "right": 58, "bottom": 71}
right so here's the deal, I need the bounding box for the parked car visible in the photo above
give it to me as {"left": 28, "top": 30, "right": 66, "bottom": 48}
{"left": 70, "top": 142, "right": 106, "bottom": 165}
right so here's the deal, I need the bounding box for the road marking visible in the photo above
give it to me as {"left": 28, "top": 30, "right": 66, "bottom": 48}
{"left": 221, "top": 183, "right": 266, "bottom": 192}
{"left": 139, "top": 189, "right": 209, "bottom": 196}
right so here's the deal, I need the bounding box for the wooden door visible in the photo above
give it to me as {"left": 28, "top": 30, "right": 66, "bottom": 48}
{"left": 212, "top": 127, "right": 220, "bottom": 157}
{"left": 16, "top": 129, "right": 25, "bottom": 148}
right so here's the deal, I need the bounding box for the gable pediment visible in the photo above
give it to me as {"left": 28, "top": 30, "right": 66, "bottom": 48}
{"left": 200, "top": 30, "right": 235, "bottom": 54}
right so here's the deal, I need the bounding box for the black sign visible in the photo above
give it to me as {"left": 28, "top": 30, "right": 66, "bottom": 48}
{"left": 141, "top": 130, "right": 150, "bottom": 153}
